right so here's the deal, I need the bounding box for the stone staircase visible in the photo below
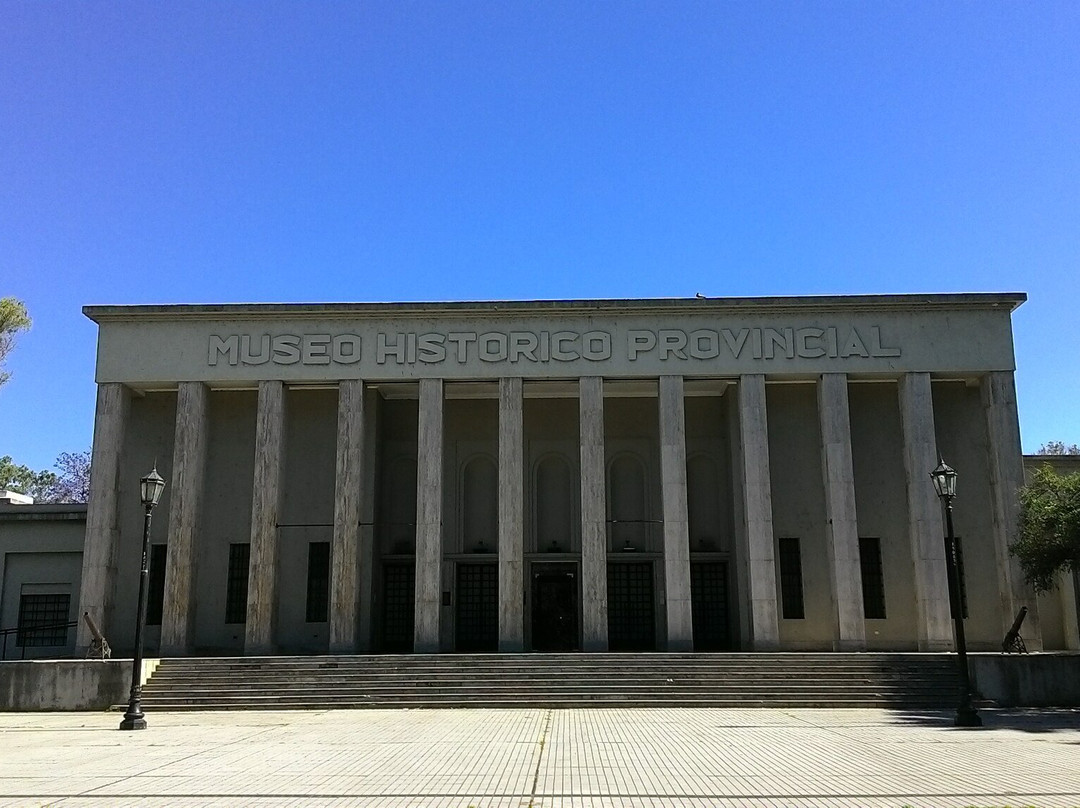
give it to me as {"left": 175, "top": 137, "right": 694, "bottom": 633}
{"left": 126, "top": 653, "right": 962, "bottom": 710}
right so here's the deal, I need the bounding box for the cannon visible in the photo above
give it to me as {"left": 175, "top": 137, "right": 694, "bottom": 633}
{"left": 1001, "top": 606, "right": 1028, "bottom": 654}
{"left": 83, "top": 611, "right": 112, "bottom": 660}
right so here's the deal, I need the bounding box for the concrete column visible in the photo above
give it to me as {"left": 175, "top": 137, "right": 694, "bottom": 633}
{"left": 1061, "top": 570, "right": 1080, "bottom": 651}
{"left": 356, "top": 385, "right": 380, "bottom": 652}
{"left": 982, "top": 371, "right": 1042, "bottom": 648}
{"left": 245, "top": 380, "right": 286, "bottom": 655}
{"left": 737, "top": 374, "right": 780, "bottom": 649}
{"left": 579, "top": 376, "right": 608, "bottom": 651}
{"left": 498, "top": 377, "right": 525, "bottom": 651}
{"left": 659, "top": 375, "right": 693, "bottom": 651}
{"left": 414, "top": 378, "right": 444, "bottom": 653}
{"left": 329, "top": 379, "right": 364, "bottom": 652}
{"left": 159, "top": 381, "right": 209, "bottom": 656}
{"left": 76, "top": 383, "right": 130, "bottom": 650}
{"left": 898, "top": 373, "right": 953, "bottom": 651}
{"left": 817, "top": 373, "right": 866, "bottom": 650}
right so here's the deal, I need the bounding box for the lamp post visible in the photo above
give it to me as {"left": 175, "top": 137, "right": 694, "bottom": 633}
{"left": 119, "top": 467, "right": 166, "bottom": 731}
{"left": 929, "top": 459, "right": 982, "bottom": 728}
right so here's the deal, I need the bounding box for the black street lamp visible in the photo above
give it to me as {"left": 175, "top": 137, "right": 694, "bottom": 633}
{"left": 119, "top": 467, "right": 166, "bottom": 731}
{"left": 929, "top": 458, "right": 982, "bottom": 728}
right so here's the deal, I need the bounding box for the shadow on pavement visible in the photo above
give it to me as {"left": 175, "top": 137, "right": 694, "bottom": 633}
{"left": 889, "top": 707, "right": 1080, "bottom": 733}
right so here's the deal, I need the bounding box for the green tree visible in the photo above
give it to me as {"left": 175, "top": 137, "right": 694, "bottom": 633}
{"left": 1011, "top": 464, "right": 1080, "bottom": 592}
{"left": 0, "top": 297, "right": 31, "bottom": 388}
{"left": 0, "top": 455, "right": 57, "bottom": 500}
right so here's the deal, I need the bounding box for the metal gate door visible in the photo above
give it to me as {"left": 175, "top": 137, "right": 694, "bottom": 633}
{"left": 607, "top": 562, "right": 656, "bottom": 651}
{"left": 691, "top": 561, "right": 730, "bottom": 650}
{"left": 455, "top": 563, "right": 497, "bottom": 652}
{"left": 382, "top": 562, "right": 415, "bottom": 653}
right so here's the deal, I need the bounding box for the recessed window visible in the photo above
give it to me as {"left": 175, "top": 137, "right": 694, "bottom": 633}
{"left": 954, "top": 536, "right": 968, "bottom": 619}
{"left": 777, "top": 537, "right": 805, "bottom": 620}
{"left": 859, "top": 537, "right": 887, "bottom": 620}
{"left": 17, "top": 593, "right": 71, "bottom": 647}
{"left": 306, "top": 542, "right": 331, "bottom": 623}
{"left": 225, "top": 543, "right": 250, "bottom": 624}
{"left": 146, "top": 544, "right": 168, "bottom": 626}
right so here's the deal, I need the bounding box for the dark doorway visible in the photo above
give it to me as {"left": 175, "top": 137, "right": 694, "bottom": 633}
{"left": 456, "top": 563, "right": 497, "bottom": 652}
{"left": 607, "top": 562, "right": 656, "bottom": 651}
{"left": 381, "top": 561, "right": 415, "bottom": 653}
{"left": 691, "top": 561, "right": 731, "bottom": 650}
{"left": 531, "top": 564, "right": 579, "bottom": 651}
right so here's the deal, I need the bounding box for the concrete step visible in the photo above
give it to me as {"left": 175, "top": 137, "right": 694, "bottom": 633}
{"left": 133, "top": 653, "right": 961, "bottom": 711}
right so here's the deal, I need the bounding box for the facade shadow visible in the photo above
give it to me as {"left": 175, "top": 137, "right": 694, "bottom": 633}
{"left": 889, "top": 707, "right": 1080, "bottom": 733}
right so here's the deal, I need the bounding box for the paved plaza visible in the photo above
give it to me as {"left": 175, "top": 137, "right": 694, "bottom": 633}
{"left": 1, "top": 707, "right": 1078, "bottom": 808}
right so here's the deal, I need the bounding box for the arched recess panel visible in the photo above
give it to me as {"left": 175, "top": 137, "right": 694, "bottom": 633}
{"left": 687, "top": 454, "right": 725, "bottom": 552}
{"left": 462, "top": 455, "right": 498, "bottom": 553}
{"left": 534, "top": 454, "right": 574, "bottom": 553}
{"left": 608, "top": 452, "right": 649, "bottom": 552}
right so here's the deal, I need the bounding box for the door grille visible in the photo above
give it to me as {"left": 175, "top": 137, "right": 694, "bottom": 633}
{"left": 382, "top": 562, "right": 415, "bottom": 653}
{"left": 691, "top": 561, "right": 730, "bottom": 650}
{"left": 455, "top": 563, "right": 497, "bottom": 652}
{"left": 607, "top": 562, "right": 655, "bottom": 651}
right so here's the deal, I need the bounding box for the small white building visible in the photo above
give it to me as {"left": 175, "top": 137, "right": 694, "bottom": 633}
{"left": 70, "top": 293, "right": 1077, "bottom": 656}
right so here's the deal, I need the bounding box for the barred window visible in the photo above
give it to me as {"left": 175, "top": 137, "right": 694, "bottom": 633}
{"left": 17, "top": 593, "right": 71, "bottom": 647}
{"left": 146, "top": 544, "right": 168, "bottom": 626}
{"left": 225, "top": 543, "right": 250, "bottom": 624}
{"left": 305, "top": 542, "right": 331, "bottom": 623}
{"left": 859, "top": 537, "right": 887, "bottom": 619}
{"left": 777, "top": 537, "right": 805, "bottom": 620}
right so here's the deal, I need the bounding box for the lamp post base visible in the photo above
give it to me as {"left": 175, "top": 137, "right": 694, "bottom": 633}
{"left": 954, "top": 705, "right": 982, "bottom": 728}
{"left": 119, "top": 705, "right": 147, "bottom": 731}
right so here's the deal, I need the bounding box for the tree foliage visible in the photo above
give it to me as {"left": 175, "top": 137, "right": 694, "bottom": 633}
{"left": 1037, "top": 440, "right": 1080, "bottom": 455}
{"left": 0, "top": 450, "right": 91, "bottom": 503}
{"left": 1012, "top": 464, "right": 1080, "bottom": 593}
{"left": 0, "top": 297, "right": 31, "bottom": 388}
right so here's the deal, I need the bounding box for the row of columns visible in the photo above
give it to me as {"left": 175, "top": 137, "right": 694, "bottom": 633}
{"left": 77, "top": 371, "right": 1039, "bottom": 654}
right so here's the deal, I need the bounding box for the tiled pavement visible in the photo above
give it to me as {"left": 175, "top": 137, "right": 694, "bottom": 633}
{"left": 1, "top": 707, "right": 1078, "bottom": 808}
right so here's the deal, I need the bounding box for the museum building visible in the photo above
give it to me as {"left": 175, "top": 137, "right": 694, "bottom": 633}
{"left": 72, "top": 293, "right": 1072, "bottom": 658}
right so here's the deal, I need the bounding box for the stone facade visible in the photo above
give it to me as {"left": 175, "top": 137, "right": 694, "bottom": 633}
{"left": 72, "top": 293, "right": 1073, "bottom": 655}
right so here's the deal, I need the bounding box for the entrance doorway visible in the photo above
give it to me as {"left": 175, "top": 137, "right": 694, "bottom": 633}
{"left": 607, "top": 561, "right": 656, "bottom": 650}
{"left": 455, "top": 563, "right": 497, "bottom": 652}
{"left": 381, "top": 562, "right": 415, "bottom": 653}
{"left": 690, "top": 561, "right": 731, "bottom": 650}
{"left": 531, "top": 563, "right": 579, "bottom": 651}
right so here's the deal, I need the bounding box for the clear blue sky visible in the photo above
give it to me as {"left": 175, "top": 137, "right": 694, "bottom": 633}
{"left": 1, "top": 2, "right": 1078, "bottom": 471}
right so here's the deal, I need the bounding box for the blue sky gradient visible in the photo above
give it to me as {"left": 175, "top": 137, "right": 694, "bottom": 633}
{"left": 1, "top": 2, "right": 1078, "bottom": 470}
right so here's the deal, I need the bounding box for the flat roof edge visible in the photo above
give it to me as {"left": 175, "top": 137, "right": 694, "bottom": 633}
{"left": 83, "top": 292, "right": 1028, "bottom": 322}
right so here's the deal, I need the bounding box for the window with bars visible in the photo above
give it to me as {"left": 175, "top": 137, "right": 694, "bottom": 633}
{"left": 858, "top": 537, "right": 887, "bottom": 619}
{"left": 777, "top": 537, "right": 805, "bottom": 620}
{"left": 225, "top": 543, "right": 250, "bottom": 624}
{"left": 146, "top": 544, "right": 168, "bottom": 626}
{"left": 17, "top": 593, "right": 71, "bottom": 647}
{"left": 306, "top": 542, "right": 331, "bottom": 623}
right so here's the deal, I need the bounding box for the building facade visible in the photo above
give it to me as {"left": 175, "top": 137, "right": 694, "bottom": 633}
{"left": 76, "top": 294, "right": 1058, "bottom": 656}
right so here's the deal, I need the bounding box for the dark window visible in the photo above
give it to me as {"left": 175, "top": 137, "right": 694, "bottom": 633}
{"left": 859, "top": 537, "right": 887, "bottom": 619}
{"left": 146, "top": 544, "right": 168, "bottom": 626}
{"left": 777, "top": 537, "right": 805, "bottom": 620}
{"left": 306, "top": 542, "right": 331, "bottom": 623}
{"left": 225, "top": 543, "right": 250, "bottom": 624}
{"left": 954, "top": 536, "right": 968, "bottom": 619}
{"left": 17, "top": 593, "right": 71, "bottom": 647}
